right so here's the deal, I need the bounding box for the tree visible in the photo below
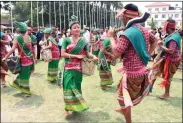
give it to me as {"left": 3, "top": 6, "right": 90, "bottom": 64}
{"left": 1, "top": 1, "right": 123, "bottom": 30}
{"left": 149, "top": 17, "right": 156, "bottom": 29}
{"left": 168, "top": 16, "right": 173, "bottom": 20}
{"left": 1, "top": 14, "right": 10, "bottom": 19}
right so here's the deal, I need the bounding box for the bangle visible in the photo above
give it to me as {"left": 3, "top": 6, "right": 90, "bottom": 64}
{"left": 69, "top": 54, "right": 71, "bottom": 59}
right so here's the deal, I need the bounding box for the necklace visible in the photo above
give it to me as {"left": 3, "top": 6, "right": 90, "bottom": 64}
{"left": 71, "top": 36, "right": 80, "bottom": 44}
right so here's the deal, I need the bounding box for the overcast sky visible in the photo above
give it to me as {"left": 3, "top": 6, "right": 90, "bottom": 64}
{"left": 1, "top": 2, "right": 182, "bottom": 14}
{"left": 123, "top": 2, "right": 182, "bottom": 12}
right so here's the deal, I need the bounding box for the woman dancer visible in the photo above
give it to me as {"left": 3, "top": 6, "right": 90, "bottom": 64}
{"left": 42, "top": 28, "right": 60, "bottom": 83}
{"left": 61, "top": 15, "right": 97, "bottom": 114}
{"left": 3, "top": 22, "right": 36, "bottom": 96}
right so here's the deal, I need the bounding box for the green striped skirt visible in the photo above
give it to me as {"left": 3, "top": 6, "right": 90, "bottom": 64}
{"left": 47, "top": 59, "right": 59, "bottom": 82}
{"left": 63, "top": 70, "right": 89, "bottom": 112}
{"left": 99, "top": 62, "right": 113, "bottom": 86}
{"left": 9, "top": 64, "right": 34, "bottom": 94}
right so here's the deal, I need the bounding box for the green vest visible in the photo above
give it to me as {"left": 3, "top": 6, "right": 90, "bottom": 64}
{"left": 122, "top": 25, "right": 150, "bottom": 66}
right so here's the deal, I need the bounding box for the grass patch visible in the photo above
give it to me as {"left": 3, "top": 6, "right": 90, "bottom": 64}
{"left": 1, "top": 60, "right": 182, "bottom": 122}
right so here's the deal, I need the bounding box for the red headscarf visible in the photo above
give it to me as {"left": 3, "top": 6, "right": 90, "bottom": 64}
{"left": 116, "top": 9, "right": 140, "bottom": 19}
{"left": 163, "top": 21, "right": 176, "bottom": 33}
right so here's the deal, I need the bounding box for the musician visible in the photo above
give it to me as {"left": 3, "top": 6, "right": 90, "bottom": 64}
{"left": 2, "top": 22, "right": 36, "bottom": 97}
{"left": 150, "top": 19, "right": 181, "bottom": 99}
{"left": 108, "top": 4, "right": 158, "bottom": 123}
{"left": 42, "top": 28, "right": 60, "bottom": 83}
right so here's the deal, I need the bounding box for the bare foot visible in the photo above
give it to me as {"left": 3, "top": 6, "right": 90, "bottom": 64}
{"left": 64, "top": 111, "right": 69, "bottom": 115}
{"left": 159, "top": 94, "right": 170, "bottom": 99}
{"left": 114, "top": 107, "right": 124, "bottom": 116}
{"left": 101, "top": 86, "right": 110, "bottom": 90}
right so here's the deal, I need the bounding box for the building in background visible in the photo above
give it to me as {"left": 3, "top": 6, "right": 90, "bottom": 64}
{"left": 145, "top": 2, "right": 182, "bottom": 28}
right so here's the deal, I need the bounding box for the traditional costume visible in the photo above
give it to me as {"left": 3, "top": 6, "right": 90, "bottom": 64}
{"left": 91, "top": 29, "right": 101, "bottom": 57}
{"left": 62, "top": 15, "right": 89, "bottom": 112}
{"left": 0, "top": 32, "right": 8, "bottom": 87}
{"left": 98, "top": 38, "right": 114, "bottom": 88}
{"left": 9, "top": 22, "right": 34, "bottom": 95}
{"left": 43, "top": 28, "right": 60, "bottom": 83}
{"left": 115, "top": 9, "right": 157, "bottom": 109}
{"left": 149, "top": 21, "right": 181, "bottom": 90}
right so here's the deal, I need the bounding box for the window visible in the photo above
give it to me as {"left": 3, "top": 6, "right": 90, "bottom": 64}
{"left": 162, "top": 8, "right": 166, "bottom": 11}
{"left": 175, "top": 14, "right": 179, "bottom": 18}
{"left": 155, "top": 8, "right": 159, "bottom": 11}
{"left": 162, "top": 14, "right": 166, "bottom": 18}
{"left": 155, "top": 15, "right": 158, "bottom": 18}
{"left": 148, "top": 8, "right": 152, "bottom": 12}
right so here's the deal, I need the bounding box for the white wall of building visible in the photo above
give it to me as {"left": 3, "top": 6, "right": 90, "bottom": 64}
{"left": 145, "top": 6, "right": 182, "bottom": 28}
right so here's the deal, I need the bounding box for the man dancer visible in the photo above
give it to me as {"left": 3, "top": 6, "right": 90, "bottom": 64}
{"left": 149, "top": 19, "right": 181, "bottom": 99}
{"left": 108, "top": 4, "right": 157, "bottom": 123}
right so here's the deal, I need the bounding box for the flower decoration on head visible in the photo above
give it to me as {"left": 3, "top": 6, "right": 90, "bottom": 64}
{"left": 69, "top": 15, "right": 79, "bottom": 29}
{"left": 24, "top": 20, "right": 29, "bottom": 24}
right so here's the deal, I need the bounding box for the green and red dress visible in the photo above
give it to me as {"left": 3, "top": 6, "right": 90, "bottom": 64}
{"left": 98, "top": 38, "right": 114, "bottom": 87}
{"left": 9, "top": 35, "right": 34, "bottom": 94}
{"left": 47, "top": 36, "right": 60, "bottom": 82}
{"left": 62, "top": 37, "right": 89, "bottom": 112}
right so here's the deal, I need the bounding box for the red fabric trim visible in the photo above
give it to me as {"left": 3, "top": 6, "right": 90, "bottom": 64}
{"left": 116, "top": 9, "right": 139, "bottom": 19}
{"left": 158, "top": 56, "right": 171, "bottom": 88}
{"left": 125, "top": 10, "right": 139, "bottom": 16}
{"left": 163, "top": 22, "right": 176, "bottom": 33}
{"left": 167, "top": 23, "right": 176, "bottom": 28}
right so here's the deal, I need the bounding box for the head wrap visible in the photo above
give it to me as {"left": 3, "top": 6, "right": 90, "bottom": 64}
{"left": 43, "top": 28, "right": 53, "bottom": 34}
{"left": 116, "top": 9, "right": 140, "bottom": 19}
{"left": 163, "top": 21, "right": 176, "bottom": 33}
{"left": 15, "top": 21, "right": 28, "bottom": 32}
{"left": 69, "top": 15, "right": 79, "bottom": 29}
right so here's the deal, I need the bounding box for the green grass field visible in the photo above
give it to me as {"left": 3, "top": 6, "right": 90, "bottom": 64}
{"left": 1, "top": 60, "right": 182, "bottom": 122}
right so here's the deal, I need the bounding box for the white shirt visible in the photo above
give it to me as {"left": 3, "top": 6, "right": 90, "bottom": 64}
{"left": 83, "top": 30, "right": 90, "bottom": 45}
{"left": 58, "top": 37, "right": 63, "bottom": 46}
{"left": 13, "top": 33, "right": 19, "bottom": 39}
